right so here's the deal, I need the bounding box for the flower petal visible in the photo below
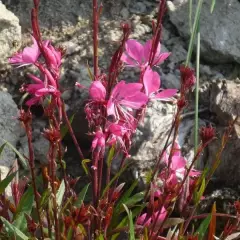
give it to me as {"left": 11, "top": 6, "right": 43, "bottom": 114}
{"left": 89, "top": 81, "right": 106, "bottom": 101}
{"left": 153, "top": 89, "right": 177, "bottom": 100}
{"left": 121, "top": 53, "right": 137, "bottom": 67}
{"left": 125, "top": 39, "right": 144, "bottom": 64}
{"left": 153, "top": 52, "right": 171, "bottom": 65}
{"left": 143, "top": 67, "right": 160, "bottom": 96}
{"left": 120, "top": 92, "right": 148, "bottom": 109}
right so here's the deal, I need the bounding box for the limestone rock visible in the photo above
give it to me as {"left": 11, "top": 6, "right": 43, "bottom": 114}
{"left": 168, "top": 0, "right": 240, "bottom": 63}
{"left": 0, "top": 91, "right": 21, "bottom": 196}
{"left": 0, "top": 3, "right": 21, "bottom": 69}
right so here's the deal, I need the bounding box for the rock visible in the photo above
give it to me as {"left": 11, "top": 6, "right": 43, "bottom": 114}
{"left": 120, "top": 7, "right": 130, "bottom": 19}
{"left": 0, "top": 3, "right": 21, "bottom": 69}
{"left": 206, "top": 79, "right": 240, "bottom": 185}
{"left": 167, "top": 0, "right": 240, "bottom": 63}
{"left": 210, "top": 80, "right": 240, "bottom": 125}
{"left": 161, "top": 72, "right": 181, "bottom": 89}
{"left": 127, "top": 100, "right": 200, "bottom": 186}
{"left": 0, "top": 91, "right": 21, "bottom": 196}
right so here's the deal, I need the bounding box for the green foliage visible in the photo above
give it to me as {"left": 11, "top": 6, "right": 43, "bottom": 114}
{"left": 75, "top": 183, "right": 90, "bottom": 207}
{"left": 60, "top": 114, "right": 75, "bottom": 139}
{"left": 123, "top": 204, "right": 135, "bottom": 240}
{"left": 4, "top": 140, "right": 28, "bottom": 169}
{"left": 56, "top": 180, "right": 65, "bottom": 207}
{"left": 13, "top": 186, "right": 34, "bottom": 232}
{"left": 195, "top": 214, "right": 212, "bottom": 240}
{"left": 0, "top": 217, "right": 29, "bottom": 240}
{"left": 0, "top": 171, "right": 17, "bottom": 194}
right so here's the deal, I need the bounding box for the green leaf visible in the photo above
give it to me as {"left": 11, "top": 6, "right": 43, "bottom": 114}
{"left": 0, "top": 217, "right": 29, "bottom": 240}
{"left": 82, "top": 159, "right": 91, "bottom": 176}
{"left": 60, "top": 114, "right": 75, "bottom": 139}
{"left": 97, "top": 234, "right": 105, "bottom": 240}
{"left": 4, "top": 140, "right": 28, "bottom": 169}
{"left": 40, "top": 188, "right": 51, "bottom": 209}
{"left": 120, "top": 192, "right": 145, "bottom": 211}
{"left": 195, "top": 214, "right": 211, "bottom": 240}
{"left": 75, "top": 183, "right": 90, "bottom": 207}
{"left": 102, "top": 162, "right": 131, "bottom": 198}
{"left": 56, "top": 181, "right": 65, "bottom": 207}
{"left": 0, "top": 171, "right": 17, "bottom": 194}
{"left": 114, "top": 180, "right": 138, "bottom": 214}
{"left": 111, "top": 206, "right": 143, "bottom": 240}
{"left": 210, "top": 0, "right": 216, "bottom": 13}
{"left": 194, "top": 177, "right": 205, "bottom": 204}
{"left": 123, "top": 204, "right": 135, "bottom": 240}
{"left": 107, "top": 146, "right": 115, "bottom": 167}
{"left": 13, "top": 186, "right": 34, "bottom": 232}
{"left": 0, "top": 143, "right": 6, "bottom": 158}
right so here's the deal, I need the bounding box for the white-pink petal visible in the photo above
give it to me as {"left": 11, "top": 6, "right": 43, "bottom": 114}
{"left": 153, "top": 89, "right": 177, "bottom": 100}
{"left": 143, "top": 67, "right": 160, "bottom": 96}
{"left": 125, "top": 39, "right": 144, "bottom": 64}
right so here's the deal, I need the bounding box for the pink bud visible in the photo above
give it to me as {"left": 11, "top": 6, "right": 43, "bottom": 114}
{"left": 89, "top": 81, "right": 106, "bottom": 101}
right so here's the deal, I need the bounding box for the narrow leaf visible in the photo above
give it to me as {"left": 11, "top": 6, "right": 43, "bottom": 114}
{"left": 4, "top": 140, "right": 28, "bottom": 169}
{"left": 208, "top": 202, "right": 216, "bottom": 240}
{"left": 56, "top": 181, "right": 65, "bottom": 207}
{"left": 123, "top": 204, "right": 135, "bottom": 240}
{"left": 0, "top": 143, "right": 6, "bottom": 157}
{"left": 0, "top": 171, "right": 17, "bottom": 194}
{"left": 107, "top": 146, "right": 115, "bottom": 167}
{"left": 115, "top": 180, "right": 138, "bottom": 214}
{"left": 82, "top": 159, "right": 91, "bottom": 176}
{"left": 195, "top": 214, "right": 211, "bottom": 240}
{"left": 13, "top": 186, "right": 34, "bottom": 232}
{"left": 0, "top": 217, "right": 28, "bottom": 240}
{"left": 75, "top": 183, "right": 90, "bottom": 207}
{"left": 60, "top": 114, "right": 75, "bottom": 139}
{"left": 101, "top": 163, "right": 130, "bottom": 198}
{"left": 210, "top": 0, "right": 216, "bottom": 13}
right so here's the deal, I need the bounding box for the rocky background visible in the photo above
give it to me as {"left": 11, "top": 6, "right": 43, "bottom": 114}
{"left": 0, "top": 0, "right": 240, "bottom": 206}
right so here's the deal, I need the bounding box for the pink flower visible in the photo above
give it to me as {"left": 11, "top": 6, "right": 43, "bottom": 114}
{"left": 152, "top": 207, "right": 167, "bottom": 226}
{"left": 24, "top": 74, "right": 60, "bottom": 106}
{"left": 43, "top": 42, "right": 62, "bottom": 70}
{"left": 143, "top": 67, "right": 177, "bottom": 100}
{"left": 136, "top": 213, "right": 151, "bottom": 227}
{"left": 106, "top": 122, "right": 130, "bottom": 154}
{"left": 107, "top": 81, "right": 148, "bottom": 121}
{"left": 9, "top": 37, "right": 41, "bottom": 67}
{"left": 92, "top": 128, "right": 106, "bottom": 157}
{"left": 121, "top": 39, "right": 170, "bottom": 68}
{"left": 89, "top": 81, "right": 106, "bottom": 101}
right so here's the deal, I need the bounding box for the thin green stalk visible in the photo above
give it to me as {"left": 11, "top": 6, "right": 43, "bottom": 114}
{"left": 194, "top": 31, "right": 200, "bottom": 157}
{"left": 185, "top": 0, "right": 204, "bottom": 66}
{"left": 189, "top": 0, "right": 193, "bottom": 34}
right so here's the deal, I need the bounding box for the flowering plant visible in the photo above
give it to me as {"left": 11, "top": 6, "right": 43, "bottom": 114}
{"left": 0, "top": 0, "right": 239, "bottom": 239}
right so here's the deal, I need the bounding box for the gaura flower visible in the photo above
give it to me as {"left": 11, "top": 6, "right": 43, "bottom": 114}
{"left": 9, "top": 36, "right": 41, "bottom": 67}
{"left": 107, "top": 80, "right": 148, "bottom": 121}
{"left": 121, "top": 39, "right": 170, "bottom": 68}
{"left": 24, "top": 74, "right": 60, "bottom": 106}
{"left": 143, "top": 67, "right": 177, "bottom": 100}
{"left": 89, "top": 80, "right": 106, "bottom": 101}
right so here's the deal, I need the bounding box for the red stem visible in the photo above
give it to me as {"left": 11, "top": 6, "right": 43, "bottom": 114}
{"left": 25, "top": 121, "right": 44, "bottom": 239}
{"left": 92, "top": 0, "right": 99, "bottom": 77}
{"left": 62, "top": 104, "right": 84, "bottom": 160}
{"left": 49, "top": 143, "right": 60, "bottom": 240}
